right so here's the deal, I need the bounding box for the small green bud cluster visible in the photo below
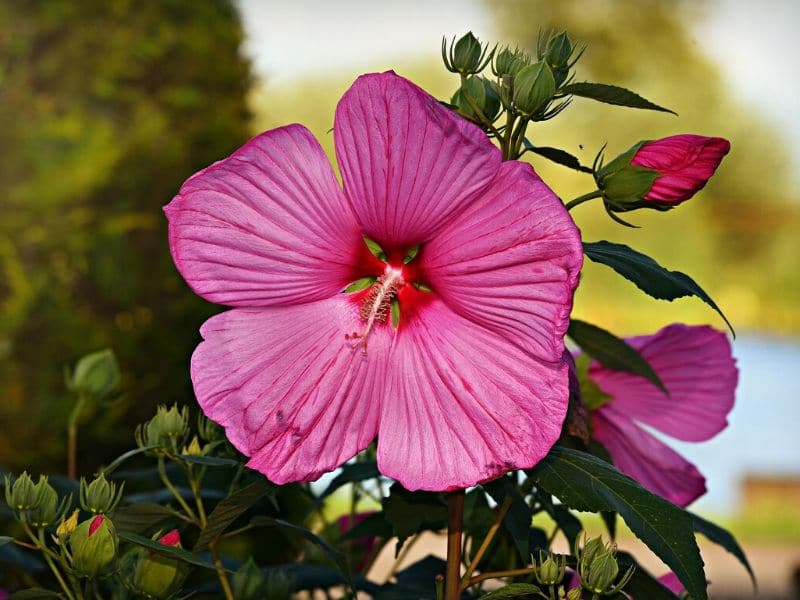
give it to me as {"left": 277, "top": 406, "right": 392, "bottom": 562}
{"left": 3, "top": 472, "right": 71, "bottom": 526}
{"left": 80, "top": 473, "right": 124, "bottom": 514}
{"left": 136, "top": 404, "right": 190, "bottom": 453}
{"left": 65, "top": 348, "right": 120, "bottom": 401}
{"left": 575, "top": 535, "right": 635, "bottom": 596}
{"left": 442, "top": 32, "right": 495, "bottom": 76}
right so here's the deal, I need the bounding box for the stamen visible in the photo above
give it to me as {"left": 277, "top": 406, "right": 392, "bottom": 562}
{"left": 347, "top": 267, "right": 404, "bottom": 356}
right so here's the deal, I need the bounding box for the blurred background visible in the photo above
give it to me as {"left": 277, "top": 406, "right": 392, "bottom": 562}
{"left": 1, "top": 0, "right": 798, "bottom": 597}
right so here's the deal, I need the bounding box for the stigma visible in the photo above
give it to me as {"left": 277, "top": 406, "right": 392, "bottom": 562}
{"left": 346, "top": 266, "right": 404, "bottom": 355}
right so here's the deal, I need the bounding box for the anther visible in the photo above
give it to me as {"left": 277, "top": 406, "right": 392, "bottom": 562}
{"left": 346, "top": 267, "right": 404, "bottom": 356}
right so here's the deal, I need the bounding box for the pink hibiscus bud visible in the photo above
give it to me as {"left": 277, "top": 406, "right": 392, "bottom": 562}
{"left": 158, "top": 529, "right": 181, "bottom": 547}
{"left": 133, "top": 529, "right": 189, "bottom": 598}
{"left": 598, "top": 134, "right": 730, "bottom": 210}
{"left": 69, "top": 514, "right": 117, "bottom": 578}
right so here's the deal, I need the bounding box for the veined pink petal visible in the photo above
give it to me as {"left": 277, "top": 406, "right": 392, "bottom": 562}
{"left": 631, "top": 134, "right": 730, "bottom": 204}
{"left": 334, "top": 72, "right": 502, "bottom": 246}
{"left": 422, "top": 161, "right": 582, "bottom": 362}
{"left": 165, "top": 125, "right": 362, "bottom": 307}
{"left": 593, "top": 407, "right": 706, "bottom": 507}
{"left": 589, "top": 324, "right": 737, "bottom": 441}
{"left": 378, "top": 298, "right": 568, "bottom": 491}
{"left": 191, "top": 299, "right": 391, "bottom": 484}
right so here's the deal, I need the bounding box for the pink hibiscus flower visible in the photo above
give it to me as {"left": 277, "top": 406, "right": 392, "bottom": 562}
{"left": 165, "top": 71, "right": 582, "bottom": 491}
{"left": 586, "top": 324, "right": 737, "bottom": 506}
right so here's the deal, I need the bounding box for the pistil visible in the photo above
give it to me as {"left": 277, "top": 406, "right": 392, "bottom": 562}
{"left": 346, "top": 266, "right": 404, "bottom": 355}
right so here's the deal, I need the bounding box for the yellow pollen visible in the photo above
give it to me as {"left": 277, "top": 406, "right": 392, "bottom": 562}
{"left": 347, "top": 267, "right": 403, "bottom": 355}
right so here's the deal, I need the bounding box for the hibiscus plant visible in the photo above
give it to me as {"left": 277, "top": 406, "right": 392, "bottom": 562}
{"left": 1, "top": 31, "right": 754, "bottom": 600}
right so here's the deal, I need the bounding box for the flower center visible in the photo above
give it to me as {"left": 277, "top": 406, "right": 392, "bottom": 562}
{"left": 345, "top": 265, "right": 404, "bottom": 356}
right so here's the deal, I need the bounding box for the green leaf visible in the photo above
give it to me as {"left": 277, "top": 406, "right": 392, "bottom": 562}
{"left": 691, "top": 512, "right": 755, "bottom": 587}
{"left": 101, "top": 445, "right": 159, "bottom": 476}
{"left": 341, "top": 511, "right": 393, "bottom": 541}
{"left": 382, "top": 484, "right": 447, "bottom": 552}
{"left": 481, "top": 583, "right": 544, "bottom": 598}
{"left": 177, "top": 454, "right": 241, "bottom": 467}
{"left": 194, "top": 479, "right": 275, "bottom": 551}
{"left": 118, "top": 530, "right": 220, "bottom": 570}
{"left": 249, "top": 516, "right": 353, "bottom": 590}
{"left": 530, "top": 446, "right": 707, "bottom": 600}
{"left": 0, "top": 536, "right": 13, "bottom": 546}
{"left": 523, "top": 139, "right": 592, "bottom": 173}
{"left": 10, "top": 590, "right": 63, "bottom": 599}
{"left": 111, "top": 502, "right": 177, "bottom": 534}
{"left": 583, "top": 241, "right": 734, "bottom": 335}
{"left": 562, "top": 82, "right": 676, "bottom": 114}
{"left": 318, "top": 461, "right": 380, "bottom": 501}
{"left": 568, "top": 318, "right": 667, "bottom": 394}
{"left": 617, "top": 552, "right": 681, "bottom": 600}
{"left": 483, "top": 475, "right": 532, "bottom": 561}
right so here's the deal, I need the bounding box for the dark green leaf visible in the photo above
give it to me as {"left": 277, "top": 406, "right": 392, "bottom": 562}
{"left": 10, "top": 589, "right": 62, "bottom": 599}
{"left": 341, "top": 511, "right": 393, "bottom": 542}
{"left": 118, "top": 530, "right": 219, "bottom": 570}
{"left": 523, "top": 139, "right": 592, "bottom": 173}
{"left": 177, "top": 454, "right": 241, "bottom": 467}
{"left": 617, "top": 552, "right": 681, "bottom": 600}
{"left": 568, "top": 319, "right": 667, "bottom": 394}
{"left": 111, "top": 502, "right": 178, "bottom": 534}
{"left": 101, "top": 445, "right": 159, "bottom": 476}
{"left": 562, "top": 82, "right": 676, "bottom": 114}
{"left": 482, "top": 583, "right": 544, "bottom": 598}
{"left": 483, "top": 476, "right": 532, "bottom": 561}
{"left": 0, "top": 536, "right": 13, "bottom": 546}
{"left": 249, "top": 517, "right": 352, "bottom": 589}
{"left": 691, "top": 512, "right": 755, "bottom": 587}
{"left": 530, "top": 446, "right": 707, "bottom": 600}
{"left": 583, "top": 241, "right": 734, "bottom": 335}
{"left": 382, "top": 484, "right": 447, "bottom": 552}
{"left": 194, "top": 479, "right": 275, "bottom": 551}
{"left": 319, "top": 461, "right": 381, "bottom": 500}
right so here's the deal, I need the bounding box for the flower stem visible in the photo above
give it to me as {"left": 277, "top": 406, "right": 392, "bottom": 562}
{"left": 157, "top": 455, "right": 197, "bottom": 522}
{"left": 460, "top": 496, "right": 512, "bottom": 589}
{"left": 67, "top": 392, "right": 88, "bottom": 479}
{"left": 465, "top": 566, "right": 538, "bottom": 587}
{"left": 445, "top": 490, "right": 465, "bottom": 600}
{"left": 20, "top": 523, "right": 75, "bottom": 600}
{"left": 211, "top": 540, "right": 235, "bottom": 600}
{"left": 565, "top": 190, "right": 603, "bottom": 211}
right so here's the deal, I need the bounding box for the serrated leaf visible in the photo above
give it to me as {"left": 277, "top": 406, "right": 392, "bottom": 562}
{"left": 382, "top": 484, "right": 447, "bottom": 552}
{"left": 194, "top": 479, "right": 275, "bottom": 551}
{"left": 111, "top": 502, "right": 177, "bottom": 533}
{"left": 530, "top": 446, "right": 707, "bottom": 600}
{"left": 562, "top": 82, "right": 676, "bottom": 114}
{"left": 177, "top": 454, "right": 241, "bottom": 467}
{"left": 691, "top": 512, "right": 755, "bottom": 587}
{"left": 118, "top": 530, "right": 219, "bottom": 570}
{"left": 583, "top": 241, "right": 734, "bottom": 335}
{"left": 481, "top": 583, "right": 543, "bottom": 598}
{"left": 568, "top": 318, "right": 667, "bottom": 394}
{"left": 523, "top": 139, "right": 592, "bottom": 173}
{"left": 318, "top": 461, "right": 380, "bottom": 501}
{"left": 249, "top": 517, "right": 352, "bottom": 590}
{"left": 483, "top": 476, "right": 532, "bottom": 561}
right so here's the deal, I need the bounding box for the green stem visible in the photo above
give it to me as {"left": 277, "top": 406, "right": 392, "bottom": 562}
{"left": 445, "top": 490, "right": 465, "bottom": 600}
{"left": 565, "top": 190, "right": 604, "bottom": 211}
{"left": 502, "top": 110, "right": 516, "bottom": 160}
{"left": 67, "top": 393, "right": 88, "bottom": 479}
{"left": 211, "top": 540, "right": 235, "bottom": 600}
{"left": 157, "top": 455, "right": 197, "bottom": 522}
{"left": 465, "top": 566, "right": 538, "bottom": 587}
{"left": 460, "top": 496, "right": 513, "bottom": 588}
{"left": 509, "top": 116, "right": 530, "bottom": 160}
{"left": 20, "top": 524, "right": 75, "bottom": 600}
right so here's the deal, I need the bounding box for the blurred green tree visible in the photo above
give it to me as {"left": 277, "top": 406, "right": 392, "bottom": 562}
{"left": 0, "top": 0, "right": 251, "bottom": 471}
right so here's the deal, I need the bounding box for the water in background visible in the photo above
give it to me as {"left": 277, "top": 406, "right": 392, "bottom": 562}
{"left": 671, "top": 333, "right": 800, "bottom": 514}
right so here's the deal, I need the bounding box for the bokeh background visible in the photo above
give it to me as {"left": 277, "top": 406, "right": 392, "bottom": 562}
{"left": 1, "top": 0, "right": 798, "bottom": 597}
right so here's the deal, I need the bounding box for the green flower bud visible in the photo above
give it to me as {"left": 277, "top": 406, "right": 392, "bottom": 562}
{"left": 197, "top": 413, "right": 225, "bottom": 443}
{"left": 70, "top": 515, "right": 117, "bottom": 578}
{"left": 136, "top": 404, "right": 190, "bottom": 451}
{"left": 566, "top": 587, "right": 582, "bottom": 600}
{"left": 577, "top": 536, "right": 606, "bottom": 574}
{"left": 535, "top": 551, "right": 566, "bottom": 586}
{"left": 493, "top": 47, "right": 530, "bottom": 78}
{"left": 451, "top": 76, "right": 501, "bottom": 122}
{"left": 4, "top": 472, "right": 40, "bottom": 513}
{"left": 181, "top": 436, "right": 205, "bottom": 457}
{"left": 57, "top": 509, "right": 80, "bottom": 541}
{"left": 80, "top": 473, "right": 123, "bottom": 514}
{"left": 28, "top": 476, "right": 60, "bottom": 527}
{"left": 132, "top": 530, "right": 189, "bottom": 599}
{"left": 67, "top": 349, "right": 120, "bottom": 400}
{"left": 545, "top": 31, "right": 573, "bottom": 69}
{"left": 512, "top": 61, "right": 555, "bottom": 116}
{"left": 583, "top": 550, "right": 620, "bottom": 593}
{"left": 452, "top": 32, "right": 483, "bottom": 73}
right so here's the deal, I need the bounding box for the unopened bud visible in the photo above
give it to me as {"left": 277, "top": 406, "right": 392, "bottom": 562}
{"left": 67, "top": 349, "right": 120, "bottom": 400}
{"left": 57, "top": 509, "right": 80, "bottom": 540}
{"left": 513, "top": 61, "right": 555, "bottom": 116}
{"left": 80, "top": 473, "right": 123, "bottom": 515}
{"left": 4, "top": 472, "right": 39, "bottom": 513}
{"left": 136, "top": 404, "right": 190, "bottom": 451}
{"left": 452, "top": 32, "right": 483, "bottom": 73}
{"left": 70, "top": 515, "right": 117, "bottom": 578}
{"left": 181, "top": 436, "right": 204, "bottom": 457}
{"left": 28, "top": 476, "right": 60, "bottom": 527}
{"left": 451, "top": 76, "right": 500, "bottom": 122}
{"left": 132, "top": 529, "right": 189, "bottom": 599}
{"left": 493, "top": 47, "right": 530, "bottom": 78}
{"left": 197, "top": 413, "right": 225, "bottom": 443}
{"left": 584, "top": 551, "right": 619, "bottom": 593}
{"left": 566, "top": 588, "right": 582, "bottom": 600}
{"left": 535, "top": 551, "right": 566, "bottom": 586}
{"left": 544, "top": 31, "right": 573, "bottom": 70}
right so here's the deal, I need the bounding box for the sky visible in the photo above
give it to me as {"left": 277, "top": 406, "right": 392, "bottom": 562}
{"left": 239, "top": 0, "right": 800, "bottom": 167}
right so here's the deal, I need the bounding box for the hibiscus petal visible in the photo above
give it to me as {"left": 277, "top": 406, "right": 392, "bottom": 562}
{"left": 165, "top": 124, "right": 361, "bottom": 307}
{"left": 590, "top": 324, "right": 737, "bottom": 441}
{"left": 334, "top": 71, "right": 502, "bottom": 246}
{"left": 422, "top": 161, "right": 582, "bottom": 362}
{"left": 378, "top": 297, "right": 568, "bottom": 491}
{"left": 191, "top": 298, "right": 391, "bottom": 483}
{"left": 592, "top": 407, "right": 706, "bottom": 507}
